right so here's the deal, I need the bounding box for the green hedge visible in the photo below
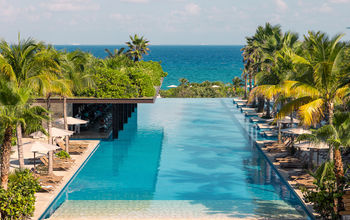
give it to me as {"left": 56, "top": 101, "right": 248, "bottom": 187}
{"left": 77, "top": 58, "right": 167, "bottom": 98}
{"left": 0, "top": 169, "right": 41, "bottom": 219}
{"left": 160, "top": 79, "right": 239, "bottom": 98}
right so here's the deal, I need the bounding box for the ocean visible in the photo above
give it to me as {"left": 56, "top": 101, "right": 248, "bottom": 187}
{"left": 54, "top": 45, "right": 244, "bottom": 88}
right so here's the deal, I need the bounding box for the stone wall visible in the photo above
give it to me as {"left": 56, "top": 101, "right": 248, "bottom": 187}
{"left": 33, "top": 102, "right": 73, "bottom": 129}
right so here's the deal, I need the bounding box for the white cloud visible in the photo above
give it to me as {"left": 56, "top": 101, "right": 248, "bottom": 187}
{"left": 274, "top": 0, "right": 288, "bottom": 11}
{"left": 329, "top": 0, "right": 350, "bottom": 3}
{"left": 109, "top": 13, "right": 133, "bottom": 22}
{"left": 319, "top": 3, "right": 332, "bottom": 12}
{"left": 42, "top": 0, "right": 100, "bottom": 12}
{"left": 120, "top": 0, "right": 149, "bottom": 2}
{"left": 0, "top": 0, "right": 20, "bottom": 19}
{"left": 185, "top": 3, "right": 200, "bottom": 15}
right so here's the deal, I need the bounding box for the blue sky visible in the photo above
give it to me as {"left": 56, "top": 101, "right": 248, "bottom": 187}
{"left": 0, "top": 0, "right": 349, "bottom": 45}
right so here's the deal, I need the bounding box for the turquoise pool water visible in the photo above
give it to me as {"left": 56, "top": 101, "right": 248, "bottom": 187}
{"left": 41, "top": 99, "right": 312, "bottom": 219}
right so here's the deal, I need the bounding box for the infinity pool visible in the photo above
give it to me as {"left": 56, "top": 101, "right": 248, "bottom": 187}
{"left": 42, "top": 99, "right": 312, "bottom": 219}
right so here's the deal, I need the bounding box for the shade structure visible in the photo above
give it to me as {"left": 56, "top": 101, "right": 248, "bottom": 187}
{"left": 24, "top": 141, "right": 60, "bottom": 154}
{"left": 281, "top": 127, "right": 311, "bottom": 135}
{"left": 167, "top": 85, "right": 178, "bottom": 88}
{"left": 50, "top": 127, "right": 74, "bottom": 137}
{"left": 212, "top": 85, "right": 220, "bottom": 88}
{"left": 54, "top": 117, "right": 88, "bottom": 125}
{"left": 24, "top": 141, "right": 59, "bottom": 174}
{"left": 279, "top": 116, "right": 300, "bottom": 124}
{"left": 30, "top": 128, "right": 74, "bottom": 138}
{"left": 30, "top": 131, "right": 46, "bottom": 139}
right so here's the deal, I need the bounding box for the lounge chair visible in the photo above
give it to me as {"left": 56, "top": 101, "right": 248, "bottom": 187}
{"left": 40, "top": 156, "right": 71, "bottom": 171}
{"left": 35, "top": 173, "right": 63, "bottom": 183}
{"left": 38, "top": 184, "right": 55, "bottom": 192}
{"left": 68, "top": 142, "right": 89, "bottom": 149}
{"left": 57, "top": 140, "right": 85, "bottom": 155}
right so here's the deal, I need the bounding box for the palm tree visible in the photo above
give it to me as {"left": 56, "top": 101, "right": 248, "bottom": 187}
{"left": 179, "top": 78, "right": 189, "bottom": 86}
{"left": 0, "top": 82, "right": 47, "bottom": 189}
{"left": 105, "top": 48, "right": 126, "bottom": 58}
{"left": 243, "top": 23, "right": 285, "bottom": 109}
{"left": 298, "top": 112, "right": 350, "bottom": 214}
{"left": 0, "top": 38, "right": 72, "bottom": 167}
{"left": 232, "top": 77, "right": 243, "bottom": 95}
{"left": 126, "top": 34, "right": 150, "bottom": 62}
{"left": 278, "top": 32, "right": 350, "bottom": 126}
{"left": 249, "top": 30, "right": 299, "bottom": 118}
{"left": 59, "top": 50, "right": 94, "bottom": 152}
{"left": 0, "top": 36, "right": 51, "bottom": 168}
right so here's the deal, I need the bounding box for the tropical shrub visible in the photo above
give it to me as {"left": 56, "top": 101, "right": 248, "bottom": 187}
{"left": 160, "top": 79, "right": 237, "bottom": 98}
{"left": 0, "top": 169, "right": 41, "bottom": 219}
{"left": 77, "top": 59, "right": 166, "bottom": 98}
{"left": 78, "top": 67, "right": 138, "bottom": 98}
{"left": 301, "top": 162, "right": 349, "bottom": 219}
{"left": 56, "top": 150, "right": 70, "bottom": 159}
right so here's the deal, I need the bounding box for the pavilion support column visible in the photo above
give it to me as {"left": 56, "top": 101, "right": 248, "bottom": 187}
{"left": 123, "top": 104, "right": 128, "bottom": 124}
{"left": 117, "top": 104, "right": 124, "bottom": 131}
{"left": 112, "top": 104, "right": 118, "bottom": 139}
{"left": 127, "top": 104, "right": 132, "bottom": 118}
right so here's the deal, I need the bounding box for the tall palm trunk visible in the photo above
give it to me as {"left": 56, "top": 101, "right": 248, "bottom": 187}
{"left": 48, "top": 151, "right": 53, "bottom": 175}
{"left": 266, "top": 99, "right": 271, "bottom": 118}
{"left": 334, "top": 147, "right": 344, "bottom": 177}
{"left": 244, "top": 75, "right": 247, "bottom": 99}
{"left": 1, "top": 126, "right": 13, "bottom": 190}
{"left": 327, "top": 101, "right": 335, "bottom": 125}
{"left": 277, "top": 120, "right": 282, "bottom": 144}
{"left": 47, "top": 95, "right": 53, "bottom": 145}
{"left": 63, "top": 97, "right": 69, "bottom": 153}
{"left": 16, "top": 123, "right": 24, "bottom": 169}
{"left": 248, "top": 73, "right": 253, "bottom": 93}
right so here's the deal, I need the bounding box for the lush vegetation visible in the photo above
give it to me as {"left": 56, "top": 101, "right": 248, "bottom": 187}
{"left": 77, "top": 59, "right": 166, "bottom": 98}
{"left": 160, "top": 78, "right": 244, "bottom": 98}
{"left": 243, "top": 23, "right": 350, "bottom": 218}
{"left": 0, "top": 169, "right": 41, "bottom": 219}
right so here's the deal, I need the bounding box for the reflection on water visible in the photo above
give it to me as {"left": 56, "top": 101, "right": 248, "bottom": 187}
{"left": 41, "top": 99, "right": 311, "bottom": 219}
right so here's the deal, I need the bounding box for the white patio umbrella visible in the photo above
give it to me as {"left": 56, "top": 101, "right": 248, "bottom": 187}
{"left": 279, "top": 116, "right": 300, "bottom": 124}
{"left": 212, "top": 85, "right": 220, "bottom": 88}
{"left": 168, "top": 85, "right": 178, "bottom": 88}
{"left": 30, "top": 127, "right": 74, "bottom": 138}
{"left": 54, "top": 117, "right": 88, "bottom": 125}
{"left": 281, "top": 127, "right": 311, "bottom": 135}
{"left": 23, "top": 141, "right": 59, "bottom": 174}
{"left": 30, "top": 131, "right": 46, "bottom": 139}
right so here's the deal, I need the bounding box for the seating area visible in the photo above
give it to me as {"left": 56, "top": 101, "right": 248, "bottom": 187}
{"left": 75, "top": 104, "right": 113, "bottom": 133}
{"left": 8, "top": 139, "right": 96, "bottom": 195}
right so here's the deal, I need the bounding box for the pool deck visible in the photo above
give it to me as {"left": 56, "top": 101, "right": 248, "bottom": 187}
{"left": 30, "top": 140, "right": 100, "bottom": 220}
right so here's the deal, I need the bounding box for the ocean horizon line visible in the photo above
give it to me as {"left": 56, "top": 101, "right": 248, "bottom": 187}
{"left": 53, "top": 44, "right": 245, "bottom": 47}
